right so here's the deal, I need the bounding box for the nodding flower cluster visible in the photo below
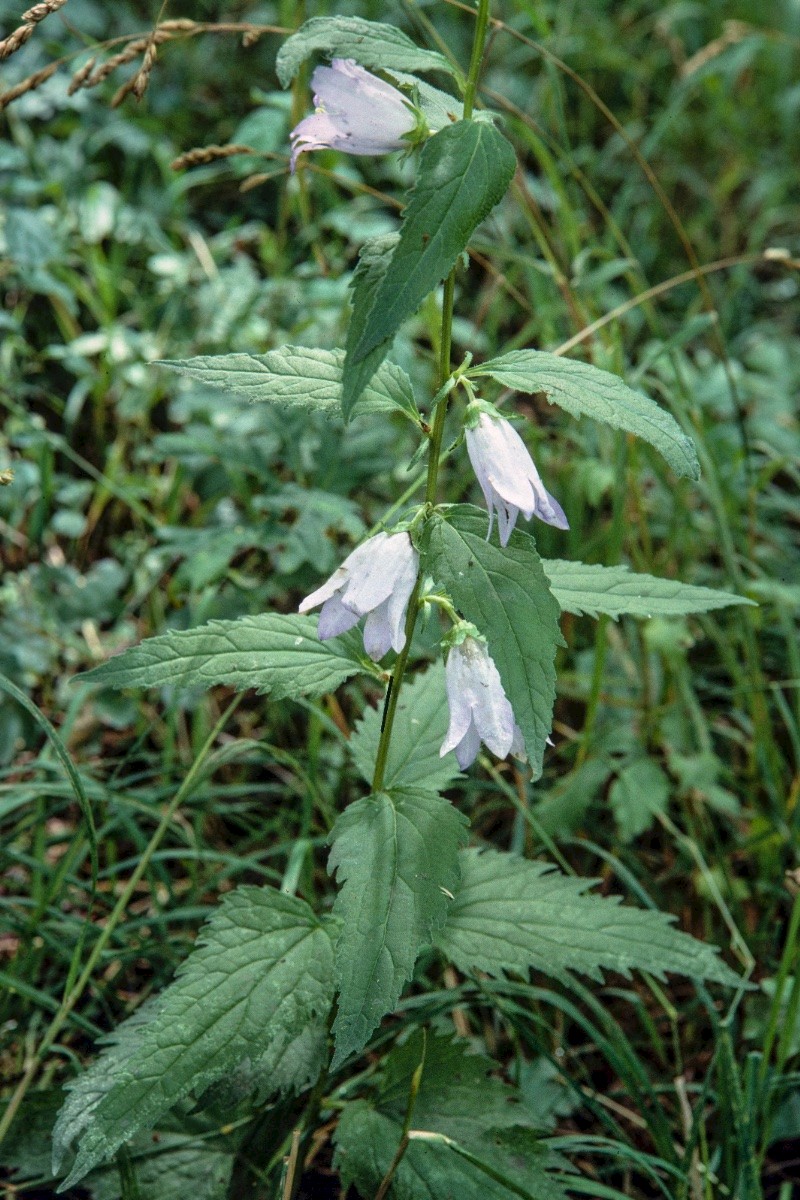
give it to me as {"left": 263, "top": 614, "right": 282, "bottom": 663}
{"left": 293, "top": 66, "right": 569, "bottom": 770}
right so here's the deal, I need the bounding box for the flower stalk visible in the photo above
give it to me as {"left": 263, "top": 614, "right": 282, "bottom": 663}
{"left": 370, "top": 0, "right": 493, "bottom": 792}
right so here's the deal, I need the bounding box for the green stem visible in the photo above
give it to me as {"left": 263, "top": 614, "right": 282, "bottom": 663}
{"left": 462, "top": 0, "right": 491, "bottom": 119}
{"left": 370, "top": 0, "right": 492, "bottom": 792}
{"left": 371, "top": 578, "right": 422, "bottom": 793}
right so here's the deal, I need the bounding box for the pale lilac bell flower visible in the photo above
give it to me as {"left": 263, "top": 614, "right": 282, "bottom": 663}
{"left": 290, "top": 58, "right": 417, "bottom": 171}
{"left": 440, "top": 636, "right": 526, "bottom": 770}
{"left": 299, "top": 531, "right": 418, "bottom": 660}
{"left": 466, "top": 411, "right": 569, "bottom": 547}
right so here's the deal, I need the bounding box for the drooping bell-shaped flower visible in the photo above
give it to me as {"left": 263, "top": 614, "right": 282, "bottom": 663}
{"left": 465, "top": 406, "right": 569, "bottom": 547}
{"left": 440, "top": 635, "right": 526, "bottom": 770}
{"left": 290, "top": 58, "right": 418, "bottom": 171}
{"left": 299, "top": 531, "right": 418, "bottom": 660}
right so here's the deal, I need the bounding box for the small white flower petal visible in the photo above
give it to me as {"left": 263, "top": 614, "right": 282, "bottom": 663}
{"left": 337, "top": 534, "right": 396, "bottom": 615}
{"left": 290, "top": 58, "right": 415, "bottom": 170}
{"left": 383, "top": 549, "right": 418, "bottom": 652}
{"left": 467, "top": 642, "right": 515, "bottom": 760}
{"left": 317, "top": 593, "right": 360, "bottom": 641}
{"left": 453, "top": 720, "right": 482, "bottom": 770}
{"left": 298, "top": 565, "right": 348, "bottom": 614}
{"left": 495, "top": 498, "right": 520, "bottom": 548}
{"left": 362, "top": 603, "right": 394, "bottom": 660}
{"left": 440, "top": 637, "right": 519, "bottom": 766}
{"left": 466, "top": 411, "right": 568, "bottom": 540}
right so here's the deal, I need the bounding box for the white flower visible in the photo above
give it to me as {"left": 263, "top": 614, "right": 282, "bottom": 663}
{"left": 440, "top": 636, "right": 526, "bottom": 770}
{"left": 290, "top": 58, "right": 417, "bottom": 171}
{"left": 299, "top": 531, "right": 418, "bottom": 660}
{"left": 466, "top": 410, "right": 568, "bottom": 546}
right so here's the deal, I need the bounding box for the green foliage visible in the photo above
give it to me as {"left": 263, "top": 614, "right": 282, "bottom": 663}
{"left": 334, "top": 1032, "right": 570, "bottom": 1200}
{"left": 159, "top": 345, "right": 419, "bottom": 422}
{"left": 349, "top": 661, "right": 460, "bottom": 792}
{"left": 343, "top": 236, "right": 402, "bottom": 420}
{"left": 276, "top": 16, "right": 459, "bottom": 88}
{"left": 2, "top": 2, "right": 798, "bottom": 1197}
{"left": 2, "top": 1093, "right": 236, "bottom": 1200}
{"left": 345, "top": 121, "right": 516, "bottom": 402}
{"left": 87, "top": 1132, "right": 234, "bottom": 1200}
{"left": 80, "top": 614, "right": 374, "bottom": 698}
{"left": 541, "top": 559, "right": 755, "bottom": 619}
{"left": 424, "top": 506, "right": 563, "bottom": 777}
{"left": 469, "top": 351, "right": 700, "bottom": 479}
{"left": 328, "top": 791, "right": 468, "bottom": 1068}
{"left": 52, "top": 889, "right": 334, "bottom": 1187}
{"left": 436, "top": 849, "right": 742, "bottom": 987}
{"left": 609, "top": 758, "right": 671, "bottom": 842}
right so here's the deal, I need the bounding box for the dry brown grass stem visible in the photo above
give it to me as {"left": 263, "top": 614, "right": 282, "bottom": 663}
{"left": 66, "top": 54, "right": 95, "bottom": 94}
{"left": 0, "top": 22, "right": 34, "bottom": 60}
{"left": 21, "top": 0, "right": 67, "bottom": 23}
{"left": 130, "top": 38, "right": 157, "bottom": 101}
{"left": 0, "top": 20, "right": 289, "bottom": 107}
{"left": 83, "top": 32, "right": 165, "bottom": 88}
{"left": 0, "top": 58, "right": 58, "bottom": 106}
{"left": 171, "top": 143, "right": 257, "bottom": 170}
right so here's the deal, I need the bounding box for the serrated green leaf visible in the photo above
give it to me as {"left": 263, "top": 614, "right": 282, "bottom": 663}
{"left": 380, "top": 1032, "right": 535, "bottom": 1146}
{"left": 609, "top": 758, "right": 671, "bottom": 842}
{"left": 52, "top": 889, "right": 334, "bottom": 1188}
{"left": 469, "top": 350, "right": 700, "bottom": 479}
{"left": 435, "top": 848, "right": 743, "bottom": 987}
{"left": 80, "top": 613, "right": 373, "bottom": 698}
{"left": 349, "top": 662, "right": 460, "bottom": 792}
{"left": 88, "top": 1128, "right": 234, "bottom": 1200}
{"left": 384, "top": 70, "right": 462, "bottom": 129}
{"left": 1, "top": 1090, "right": 63, "bottom": 1182}
{"left": 328, "top": 790, "right": 467, "bottom": 1069}
{"left": 157, "top": 345, "right": 418, "bottom": 422}
{"left": 1, "top": 1093, "right": 236, "bottom": 1200}
{"left": 334, "top": 1034, "right": 569, "bottom": 1200}
{"left": 542, "top": 559, "right": 754, "bottom": 619}
{"left": 423, "top": 506, "right": 563, "bottom": 777}
{"left": 348, "top": 122, "right": 516, "bottom": 370}
{"left": 342, "top": 236, "right": 397, "bottom": 420}
{"left": 276, "top": 16, "right": 458, "bottom": 88}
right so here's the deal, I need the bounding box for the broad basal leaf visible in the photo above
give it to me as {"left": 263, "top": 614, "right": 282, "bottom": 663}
{"left": 469, "top": 350, "right": 699, "bottom": 479}
{"left": 158, "top": 345, "right": 417, "bottom": 422}
{"left": 334, "top": 1033, "right": 569, "bottom": 1200}
{"left": 435, "top": 848, "right": 742, "bottom": 986}
{"left": 347, "top": 121, "right": 516, "bottom": 373}
{"left": 542, "top": 559, "right": 754, "bottom": 619}
{"left": 349, "top": 661, "right": 460, "bottom": 793}
{"left": 328, "top": 789, "right": 467, "bottom": 1069}
{"left": 80, "top": 613, "right": 373, "bottom": 698}
{"left": 276, "top": 16, "right": 459, "bottom": 87}
{"left": 53, "top": 889, "right": 335, "bottom": 1188}
{"left": 423, "top": 506, "right": 563, "bottom": 777}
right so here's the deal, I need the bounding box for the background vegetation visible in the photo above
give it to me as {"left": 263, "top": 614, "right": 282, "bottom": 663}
{"left": 1, "top": 1, "right": 798, "bottom": 1196}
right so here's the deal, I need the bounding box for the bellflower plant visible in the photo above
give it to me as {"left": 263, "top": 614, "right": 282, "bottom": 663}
{"left": 48, "top": 8, "right": 752, "bottom": 1198}
{"left": 290, "top": 58, "right": 421, "bottom": 170}
{"left": 465, "top": 402, "right": 569, "bottom": 546}
{"left": 298, "top": 530, "right": 418, "bottom": 660}
{"left": 440, "top": 631, "right": 526, "bottom": 769}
